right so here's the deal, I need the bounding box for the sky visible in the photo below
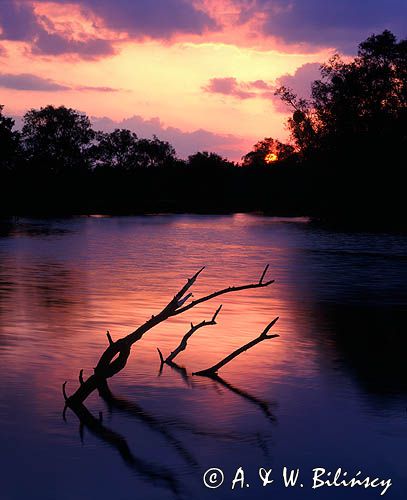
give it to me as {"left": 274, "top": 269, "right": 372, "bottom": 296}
{"left": 0, "top": 0, "right": 405, "bottom": 160}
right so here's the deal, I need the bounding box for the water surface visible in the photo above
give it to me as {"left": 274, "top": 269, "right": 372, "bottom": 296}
{"left": 0, "top": 214, "right": 406, "bottom": 500}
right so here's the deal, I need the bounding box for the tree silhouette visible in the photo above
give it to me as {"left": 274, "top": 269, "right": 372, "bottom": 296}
{"left": 94, "top": 128, "right": 140, "bottom": 171}
{"left": 242, "top": 138, "right": 295, "bottom": 167}
{"left": 22, "top": 105, "right": 95, "bottom": 175}
{"left": 0, "top": 104, "right": 20, "bottom": 172}
{"left": 187, "top": 151, "right": 234, "bottom": 169}
{"left": 0, "top": 31, "right": 405, "bottom": 227}
{"left": 276, "top": 30, "right": 407, "bottom": 161}
{"left": 275, "top": 30, "right": 407, "bottom": 227}
{"left": 134, "top": 135, "right": 178, "bottom": 168}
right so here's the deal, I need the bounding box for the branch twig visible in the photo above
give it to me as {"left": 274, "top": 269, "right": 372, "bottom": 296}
{"left": 193, "top": 317, "right": 279, "bottom": 377}
{"left": 159, "top": 305, "right": 222, "bottom": 365}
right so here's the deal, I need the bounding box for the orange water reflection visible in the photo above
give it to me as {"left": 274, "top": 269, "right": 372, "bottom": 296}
{"left": 0, "top": 215, "right": 316, "bottom": 420}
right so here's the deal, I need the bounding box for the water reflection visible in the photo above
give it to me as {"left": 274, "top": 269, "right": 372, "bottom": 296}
{"left": 69, "top": 402, "right": 181, "bottom": 496}
{"left": 0, "top": 215, "right": 406, "bottom": 500}
{"left": 98, "top": 379, "right": 199, "bottom": 468}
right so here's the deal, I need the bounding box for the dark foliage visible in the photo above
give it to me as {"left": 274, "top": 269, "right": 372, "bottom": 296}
{"left": 275, "top": 30, "right": 406, "bottom": 228}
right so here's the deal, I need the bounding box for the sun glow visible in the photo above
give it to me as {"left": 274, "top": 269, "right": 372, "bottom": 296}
{"left": 265, "top": 152, "right": 278, "bottom": 163}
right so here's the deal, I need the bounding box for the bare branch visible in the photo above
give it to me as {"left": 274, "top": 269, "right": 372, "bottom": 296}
{"left": 62, "top": 381, "right": 68, "bottom": 401}
{"left": 174, "top": 274, "right": 273, "bottom": 316}
{"left": 106, "top": 331, "right": 114, "bottom": 346}
{"left": 212, "top": 304, "right": 222, "bottom": 322}
{"left": 259, "top": 264, "right": 269, "bottom": 284}
{"left": 157, "top": 348, "right": 165, "bottom": 365}
{"left": 79, "top": 369, "right": 84, "bottom": 385}
{"left": 159, "top": 305, "right": 222, "bottom": 365}
{"left": 193, "top": 317, "right": 279, "bottom": 377}
{"left": 64, "top": 266, "right": 274, "bottom": 408}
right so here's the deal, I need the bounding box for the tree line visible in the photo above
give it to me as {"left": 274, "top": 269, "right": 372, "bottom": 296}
{"left": 1, "top": 31, "right": 405, "bottom": 229}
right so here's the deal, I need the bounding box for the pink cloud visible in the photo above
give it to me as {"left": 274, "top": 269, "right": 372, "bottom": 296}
{"left": 204, "top": 77, "right": 274, "bottom": 100}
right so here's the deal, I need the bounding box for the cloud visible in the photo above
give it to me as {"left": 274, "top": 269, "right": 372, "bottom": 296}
{"left": 76, "top": 85, "right": 119, "bottom": 92}
{"left": 234, "top": 0, "right": 407, "bottom": 52}
{"left": 0, "top": 72, "right": 119, "bottom": 92}
{"left": 0, "top": 0, "right": 39, "bottom": 42}
{"left": 204, "top": 77, "right": 275, "bottom": 99}
{"left": 272, "top": 62, "right": 321, "bottom": 112}
{"left": 203, "top": 62, "right": 321, "bottom": 112}
{"left": 204, "top": 77, "right": 257, "bottom": 99}
{"left": 0, "top": 73, "right": 69, "bottom": 91}
{"left": 91, "top": 114, "right": 247, "bottom": 160}
{"left": 0, "top": 0, "right": 219, "bottom": 58}
{"left": 69, "top": 0, "right": 219, "bottom": 39}
{"left": 32, "top": 31, "right": 116, "bottom": 58}
{"left": 0, "top": 0, "right": 115, "bottom": 59}
{"left": 3, "top": 0, "right": 218, "bottom": 43}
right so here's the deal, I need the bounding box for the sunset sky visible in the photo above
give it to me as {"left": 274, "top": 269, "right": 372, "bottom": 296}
{"left": 0, "top": 0, "right": 405, "bottom": 160}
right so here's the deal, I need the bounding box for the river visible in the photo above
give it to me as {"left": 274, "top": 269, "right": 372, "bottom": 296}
{"left": 0, "top": 214, "right": 406, "bottom": 499}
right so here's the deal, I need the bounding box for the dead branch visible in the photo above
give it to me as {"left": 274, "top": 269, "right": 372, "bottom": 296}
{"left": 193, "top": 317, "right": 279, "bottom": 377}
{"left": 158, "top": 305, "right": 222, "bottom": 365}
{"left": 64, "top": 265, "right": 273, "bottom": 408}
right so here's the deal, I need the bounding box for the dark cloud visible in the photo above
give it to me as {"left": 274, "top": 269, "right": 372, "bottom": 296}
{"left": 0, "top": 0, "right": 39, "bottom": 42}
{"left": 12, "top": 0, "right": 218, "bottom": 42}
{"left": 32, "top": 31, "right": 116, "bottom": 58}
{"left": 71, "top": 0, "right": 219, "bottom": 39}
{"left": 0, "top": 72, "right": 119, "bottom": 92}
{"left": 92, "top": 114, "right": 245, "bottom": 159}
{"left": 235, "top": 0, "right": 407, "bottom": 52}
{"left": 0, "top": 0, "right": 218, "bottom": 58}
{"left": 0, "top": 73, "right": 69, "bottom": 91}
{"left": 0, "top": 0, "right": 115, "bottom": 58}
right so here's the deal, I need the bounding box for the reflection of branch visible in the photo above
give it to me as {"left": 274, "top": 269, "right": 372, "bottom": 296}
{"left": 162, "top": 363, "right": 276, "bottom": 455}
{"left": 157, "top": 305, "right": 222, "bottom": 365}
{"left": 163, "top": 360, "right": 193, "bottom": 387}
{"left": 194, "top": 317, "right": 279, "bottom": 376}
{"left": 97, "top": 380, "right": 198, "bottom": 467}
{"left": 69, "top": 403, "right": 180, "bottom": 495}
{"left": 205, "top": 373, "right": 276, "bottom": 423}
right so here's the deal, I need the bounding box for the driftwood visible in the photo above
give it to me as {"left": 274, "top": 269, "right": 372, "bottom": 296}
{"left": 157, "top": 305, "right": 222, "bottom": 365}
{"left": 63, "top": 265, "right": 274, "bottom": 408}
{"left": 193, "top": 317, "right": 279, "bottom": 377}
